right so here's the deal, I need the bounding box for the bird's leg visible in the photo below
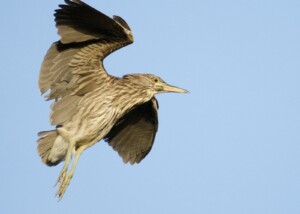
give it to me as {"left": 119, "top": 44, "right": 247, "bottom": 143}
{"left": 55, "top": 139, "right": 76, "bottom": 199}
{"left": 57, "top": 145, "right": 86, "bottom": 200}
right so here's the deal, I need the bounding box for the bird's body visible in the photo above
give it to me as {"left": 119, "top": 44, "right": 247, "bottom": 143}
{"left": 38, "top": 0, "right": 187, "bottom": 200}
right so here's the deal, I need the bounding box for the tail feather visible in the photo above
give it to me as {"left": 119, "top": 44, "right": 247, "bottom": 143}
{"left": 37, "top": 130, "right": 67, "bottom": 166}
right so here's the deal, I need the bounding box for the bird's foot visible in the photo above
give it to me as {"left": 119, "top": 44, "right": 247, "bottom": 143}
{"left": 55, "top": 167, "right": 67, "bottom": 187}
{"left": 55, "top": 172, "right": 73, "bottom": 200}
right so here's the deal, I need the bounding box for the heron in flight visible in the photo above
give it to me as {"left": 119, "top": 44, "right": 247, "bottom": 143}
{"left": 37, "top": 0, "right": 187, "bottom": 200}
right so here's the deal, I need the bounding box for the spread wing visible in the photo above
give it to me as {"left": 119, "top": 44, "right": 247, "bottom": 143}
{"left": 39, "top": 0, "right": 133, "bottom": 126}
{"left": 104, "top": 98, "right": 159, "bottom": 164}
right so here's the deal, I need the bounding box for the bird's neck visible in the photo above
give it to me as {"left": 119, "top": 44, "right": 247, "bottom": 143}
{"left": 111, "top": 81, "right": 153, "bottom": 114}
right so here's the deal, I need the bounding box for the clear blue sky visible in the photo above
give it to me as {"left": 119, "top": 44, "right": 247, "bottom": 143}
{"left": 0, "top": 0, "right": 299, "bottom": 213}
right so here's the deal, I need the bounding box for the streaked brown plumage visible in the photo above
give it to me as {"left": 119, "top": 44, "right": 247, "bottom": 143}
{"left": 37, "top": 0, "right": 187, "bottom": 200}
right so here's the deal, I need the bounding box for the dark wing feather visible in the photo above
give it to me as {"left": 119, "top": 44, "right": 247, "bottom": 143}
{"left": 39, "top": 0, "right": 133, "bottom": 126}
{"left": 104, "top": 98, "right": 159, "bottom": 164}
{"left": 54, "top": 0, "right": 132, "bottom": 44}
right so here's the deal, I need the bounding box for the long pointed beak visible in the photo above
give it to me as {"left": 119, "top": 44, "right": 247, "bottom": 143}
{"left": 162, "top": 83, "right": 189, "bottom": 93}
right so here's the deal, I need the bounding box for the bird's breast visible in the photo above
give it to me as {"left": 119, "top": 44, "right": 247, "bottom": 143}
{"left": 64, "top": 88, "right": 152, "bottom": 145}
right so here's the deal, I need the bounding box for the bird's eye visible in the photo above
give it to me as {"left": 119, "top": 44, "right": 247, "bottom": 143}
{"left": 154, "top": 78, "right": 158, "bottom": 83}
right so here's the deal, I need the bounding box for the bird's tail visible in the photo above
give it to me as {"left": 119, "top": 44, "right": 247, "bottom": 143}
{"left": 37, "top": 130, "right": 68, "bottom": 166}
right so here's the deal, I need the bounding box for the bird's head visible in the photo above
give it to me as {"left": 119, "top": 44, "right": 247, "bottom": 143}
{"left": 123, "top": 74, "right": 188, "bottom": 95}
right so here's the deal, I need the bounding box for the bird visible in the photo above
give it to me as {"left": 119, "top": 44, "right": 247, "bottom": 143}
{"left": 37, "top": 0, "right": 188, "bottom": 200}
